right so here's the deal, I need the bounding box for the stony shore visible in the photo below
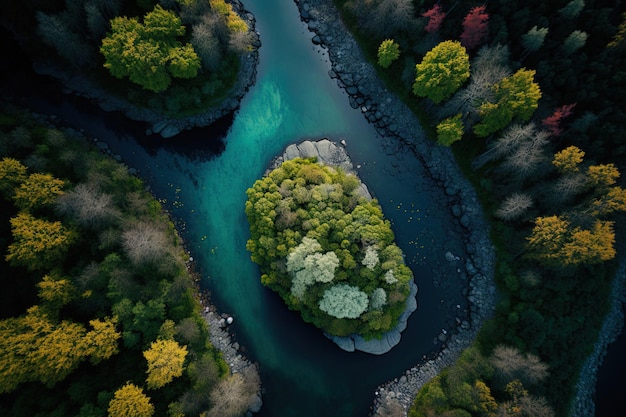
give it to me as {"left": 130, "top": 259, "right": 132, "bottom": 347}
{"left": 294, "top": 1, "right": 625, "bottom": 416}
{"left": 32, "top": 0, "right": 260, "bottom": 139}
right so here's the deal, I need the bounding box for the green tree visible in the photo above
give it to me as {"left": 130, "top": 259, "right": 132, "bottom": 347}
{"left": 436, "top": 114, "right": 464, "bottom": 146}
{"left": 108, "top": 383, "right": 154, "bottom": 417}
{"left": 559, "top": 0, "right": 585, "bottom": 20}
{"left": 377, "top": 39, "right": 401, "bottom": 69}
{"left": 521, "top": 26, "right": 548, "bottom": 54}
{"left": 413, "top": 41, "right": 470, "bottom": 104}
{"left": 144, "top": 339, "right": 188, "bottom": 389}
{"left": 6, "top": 212, "right": 75, "bottom": 271}
{"left": 561, "top": 30, "right": 588, "bottom": 57}
{"left": 13, "top": 173, "right": 65, "bottom": 211}
{"left": 100, "top": 5, "right": 200, "bottom": 92}
{"left": 474, "top": 69, "right": 542, "bottom": 137}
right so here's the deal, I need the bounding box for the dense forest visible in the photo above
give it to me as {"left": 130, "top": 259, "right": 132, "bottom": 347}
{"left": 0, "top": 105, "right": 260, "bottom": 417}
{"left": 1, "top": 0, "right": 625, "bottom": 416}
{"left": 330, "top": 0, "right": 626, "bottom": 416}
{"left": 245, "top": 158, "right": 414, "bottom": 339}
{"left": 0, "top": 0, "right": 255, "bottom": 116}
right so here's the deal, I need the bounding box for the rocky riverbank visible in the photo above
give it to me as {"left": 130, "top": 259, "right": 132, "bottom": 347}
{"left": 32, "top": 0, "right": 260, "bottom": 139}
{"left": 293, "top": 0, "right": 497, "bottom": 414}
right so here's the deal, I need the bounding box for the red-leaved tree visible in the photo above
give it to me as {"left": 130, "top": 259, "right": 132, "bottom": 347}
{"left": 460, "top": 5, "right": 489, "bottom": 50}
{"left": 542, "top": 103, "right": 577, "bottom": 136}
{"left": 422, "top": 4, "right": 445, "bottom": 33}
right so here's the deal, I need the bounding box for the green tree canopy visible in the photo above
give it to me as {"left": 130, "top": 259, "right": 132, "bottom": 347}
{"left": 377, "top": 39, "right": 401, "bottom": 69}
{"left": 474, "top": 68, "right": 542, "bottom": 137}
{"left": 413, "top": 40, "right": 470, "bottom": 104}
{"left": 436, "top": 114, "right": 464, "bottom": 146}
{"left": 245, "top": 158, "right": 413, "bottom": 338}
{"left": 100, "top": 5, "right": 201, "bottom": 92}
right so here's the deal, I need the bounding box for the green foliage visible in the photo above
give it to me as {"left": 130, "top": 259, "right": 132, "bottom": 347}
{"left": 245, "top": 158, "right": 413, "bottom": 338}
{"left": 437, "top": 114, "right": 464, "bottom": 146}
{"left": 474, "top": 69, "right": 542, "bottom": 137}
{"left": 100, "top": 5, "right": 200, "bottom": 92}
{"left": 377, "top": 39, "right": 401, "bottom": 69}
{"left": 413, "top": 41, "right": 470, "bottom": 104}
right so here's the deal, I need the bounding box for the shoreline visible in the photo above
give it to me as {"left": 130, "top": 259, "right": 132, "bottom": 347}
{"left": 292, "top": 0, "right": 496, "bottom": 413}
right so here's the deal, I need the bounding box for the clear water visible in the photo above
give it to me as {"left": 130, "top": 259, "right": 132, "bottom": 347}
{"left": 14, "top": 1, "right": 470, "bottom": 415}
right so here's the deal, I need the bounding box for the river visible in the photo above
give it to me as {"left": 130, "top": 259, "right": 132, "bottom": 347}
{"left": 9, "top": 0, "right": 618, "bottom": 416}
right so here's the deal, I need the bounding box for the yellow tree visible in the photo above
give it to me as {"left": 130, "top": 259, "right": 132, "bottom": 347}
{"left": 553, "top": 146, "right": 585, "bottom": 173}
{"left": 6, "top": 212, "right": 75, "bottom": 271}
{"left": 85, "top": 316, "right": 121, "bottom": 364}
{"left": 587, "top": 163, "right": 620, "bottom": 187}
{"left": 37, "top": 273, "right": 76, "bottom": 311}
{"left": 108, "top": 383, "right": 155, "bottom": 417}
{"left": 0, "top": 157, "right": 27, "bottom": 198}
{"left": 13, "top": 173, "right": 65, "bottom": 211}
{"left": 143, "top": 339, "right": 188, "bottom": 389}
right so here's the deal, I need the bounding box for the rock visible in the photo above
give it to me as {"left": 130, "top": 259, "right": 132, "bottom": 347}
{"left": 445, "top": 251, "right": 457, "bottom": 262}
{"left": 249, "top": 393, "right": 263, "bottom": 413}
{"left": 296, "top": 140, "right": 318, "bottom": 158}
{"left": 284, "top": 144, "right": 301, "bottom": 160}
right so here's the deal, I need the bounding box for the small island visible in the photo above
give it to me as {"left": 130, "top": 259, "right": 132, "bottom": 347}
{"left": 245, "top": 139, "right": 417, "bottom": 353}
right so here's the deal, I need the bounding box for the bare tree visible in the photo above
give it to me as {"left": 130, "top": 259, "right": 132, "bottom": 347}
{"left": 122, "top": 221, "right": 171, "bottom": 267}
{"left": 495, "top": 193, "right": 534, "bottom": 221}
{"left": 55, "top": 182, "right": 121, "bottom": 229}
{"left": 205, "top": 365, "right": 261, "bottom": 417}
{"left": 490, "top": 345, "right": 549, "bottom": 389}
{"left": 549, "top": 173, "right": 588, "bottom": 207}
{"left": 474, "top": 123, "right": 537, "bottom": 169}
{"left": 192, "top": 14, "right": 224, "bottom": 72}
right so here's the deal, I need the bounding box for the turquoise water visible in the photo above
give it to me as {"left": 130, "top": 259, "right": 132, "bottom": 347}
{"left": 17, "top": 1, "right": 469, "bottom": 415}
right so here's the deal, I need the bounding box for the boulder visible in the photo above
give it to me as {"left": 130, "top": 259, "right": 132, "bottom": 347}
{"left": 296, "top": 140, "right": 318, "bottom": 158}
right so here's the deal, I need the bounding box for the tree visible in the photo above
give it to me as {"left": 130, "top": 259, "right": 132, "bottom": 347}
{"left": 36, "top": 11, "right": 94, "bottom": 68}
{"left": 526, "top": 216, "right": 616, "bottom": 266}
{"left": 191, "top": 14, "right": 223, "bottom": 71}
{"left": 85, "top": 317, "right": 121, "bottom": 364}
{"left": 6, "top": 212, "right": 75, "bottom": 271}
{"left": 364, "top": 0, "right": 417, "bottom": 37}
{"left": 377, "top": 39, "right": 401, "bottom": 69}
{"left": 319, "top": 284, "right": 369, "bottom": 319}
{"left": 362, "top": 245, "right": 379, "bottom": 269}
{"left": 437, "top": 114, "right": 464, "bottom": 146}
{"left": 460, "top": 5, "right": 489, "bottom": 50}
{"left": 521, "top": 26, "right": 548, "bottom": 56}
{"left": 122, "top": 221, "right": 171, "bottom": 267}
{"left": 143, "top": 339, "right": 188, "bottom": 389}
{"left": 100, "top": 5, "right": 200, "bottom": 92}
{"left": 607, "top": 12, "right": 626, "bottom": 48}
{"left": 0, "top": 157, "right": 27, "bottom": 198}
{"left": 490, "top": 345, "right": 549, "bottom": 389}
{"left": 559, "top": 0, "right": 585, "bottom": 20}
{"left": 55, "top": 182, "right": 120, "bottom": 229}
{"left": 495, "top": 193, "right": 534, "bottom": 221}
{"left": 13, "top": 173, "right": 65, "bottom": 211}
{"left": 369, "top": 288, "right": 387, "bottom": 310}
{"left": 413, "top": 41, "right": 470, "bottom": 104}
{"left": 422, "top": 4, "right": 445, "bottom": 33}
{"left": 552, "top": 146, "right": 585, "bottom": 173}
{"left": 108, "top": 383, "right": 154, "bottom": 417}
{"left": 474, "top": 69, "right": 542, "bottom": 137}
{"left": 542, "top": 103, "right": 576, "bottom": 136}
{"left": 37, "top": 273, "right": 75, "bottom": 310}
{"left": 561, "top": 30, "right": 588, "bottom": 57}
{"left": 206, "top": 366, "right": 261, "bottom": 417}
{"left": 587, "top": 163, "right": 620, "bottom": 187}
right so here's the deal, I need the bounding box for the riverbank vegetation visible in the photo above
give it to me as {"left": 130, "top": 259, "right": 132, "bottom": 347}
{"left": 0, "top": 105, "right": 260, "bottom": 417}
{"left": 0, "top": 0, "right": 255, "bottom": 116}
{"left": 245, "top": 158, "right": 413, "bottom": 339}
{"left": 331, "top": 0, "right": 626, "bottom": 416}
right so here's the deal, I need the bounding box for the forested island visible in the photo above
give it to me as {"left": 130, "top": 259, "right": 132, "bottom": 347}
{"left": 245, "top": 150, "right": 415, "bottom": 347}
{"left": 1, "top": 0, "right": 626, "bottom": 417}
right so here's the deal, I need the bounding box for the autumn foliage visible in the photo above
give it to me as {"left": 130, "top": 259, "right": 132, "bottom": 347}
{"left": 422, "top": 4, "right": 445, "bottom": 33}
{"left": 460, "top": 5, "right": 489, "bottom": 50}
